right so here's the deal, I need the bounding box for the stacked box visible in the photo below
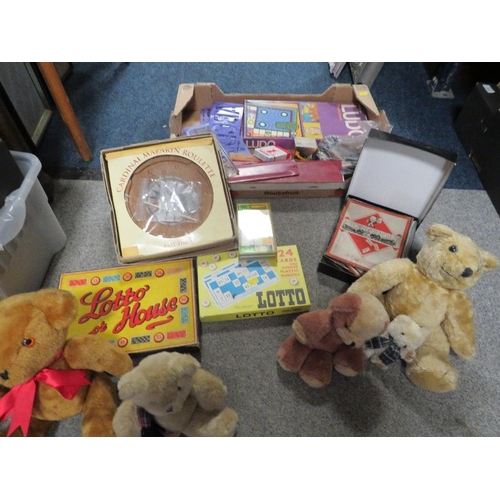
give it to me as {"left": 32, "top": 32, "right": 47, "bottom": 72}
{"left": 169, "top": 83, "right": 390, "bottom": 148}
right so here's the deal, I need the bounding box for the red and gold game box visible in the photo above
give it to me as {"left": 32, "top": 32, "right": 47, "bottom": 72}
{"left": 321, "top": 198, "right": 415, "bottom": 278}
{"left": 58, "top": 259, "right": 200, "bottom": 355}
{"left": 318, "top": 129, "right": 456, "bottom": 283}
{"left": 101, "top": 134, "right": 237, "bottom": 264}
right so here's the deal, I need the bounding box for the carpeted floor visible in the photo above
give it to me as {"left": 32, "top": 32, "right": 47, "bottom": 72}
{"left": 41, "top": 180, "right": 500, "bottom": 437}
{"left": 4, "top": 62, "right": 500, "bottom": 439}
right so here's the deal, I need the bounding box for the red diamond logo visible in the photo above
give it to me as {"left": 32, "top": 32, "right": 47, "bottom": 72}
{"left": 345, "top": 213, "right": 394, "bottom": 256}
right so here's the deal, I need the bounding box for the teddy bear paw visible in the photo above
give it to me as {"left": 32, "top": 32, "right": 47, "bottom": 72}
{"left": 450, "top": 339, "right": 476, "bottom": 360}
{"left": 406, "top": 355, "right": 458, "bottom": 393}
{"left": 186, "top": 407, "right": 238, "bottom": 437}
{"left": 404, "top": 351, "right": 416, "bottom": 363}
{"left": 334, "top": 364, "right": 362, "bottom": 377}
{"left": 371, "top": 359, "right": 388, "bottom": 371}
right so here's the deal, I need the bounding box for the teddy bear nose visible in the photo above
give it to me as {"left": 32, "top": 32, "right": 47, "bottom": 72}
{"left": 0, "top": 370, "right": 9, "bottom": 381}
{"left": 461, "top": 267, "right": 474, "bottom": 278}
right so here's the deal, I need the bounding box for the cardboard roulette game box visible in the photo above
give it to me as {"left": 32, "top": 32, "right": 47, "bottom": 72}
{"left": 58, "top": 259, "right": 200, "bottom": 355}
{"left": 101, "top": 134, "right": 237, "bottom": 264}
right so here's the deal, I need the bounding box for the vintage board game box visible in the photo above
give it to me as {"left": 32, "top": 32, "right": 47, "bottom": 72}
{"left": 321, "top": 198, "right": 416, "bottom": 279}
{"left": 58, "top": 259, "right": 200, "bottom": 355}
{"left": 243, "top": 100, "right": 369, "bottom": 150}
{"left": 169, "top": 83, "right": 390, "bottom": 149}
{"left": 243, "top": 100, "right": 302, "bottom": 150}
{"left": 101, "top": 134, "right": 237, "bottom": 264}
{"left": 228, "top": 159, "right": 348, "bottom": 198}
{"left": 228, "top": 159, "right": 299, "bottom": 183}
{"left": 318, "top": 129, "right": 457, "bottom": 283}
{"left": 299, "top": 101, "right": 368, "bottom": 141}
{"left": 196, "top": 245, "right": 310, "bottom": 322}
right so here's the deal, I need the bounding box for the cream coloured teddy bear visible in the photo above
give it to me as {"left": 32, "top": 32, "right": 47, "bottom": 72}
{"left": 364, "top": 314, "right": 430, "bottom": 370}
{"left": 349, "top": 223, "right": 499, "bottom": 393}
{"left": 112, "top": 351, "right": 238, "bottom": 437}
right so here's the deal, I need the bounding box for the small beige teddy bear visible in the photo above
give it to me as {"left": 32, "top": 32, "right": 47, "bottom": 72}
{"left": 112, "top": 351, "right": 238, "bottom": 437}
{"left": 364, "top": 314, "right": 430, "bottom": 370}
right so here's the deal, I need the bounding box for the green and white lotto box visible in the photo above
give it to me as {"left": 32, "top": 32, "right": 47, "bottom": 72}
{"left": 196, "top": 245, "right": 310, "bottom": 322}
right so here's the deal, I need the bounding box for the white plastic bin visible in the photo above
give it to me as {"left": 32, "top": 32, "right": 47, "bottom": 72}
{"left": 0, "top": 151, "right": 67, "bottom": 298}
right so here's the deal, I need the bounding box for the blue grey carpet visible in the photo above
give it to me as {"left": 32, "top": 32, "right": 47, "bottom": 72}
{"left": 36, "top": 62, "right": 483, "bottom": 190}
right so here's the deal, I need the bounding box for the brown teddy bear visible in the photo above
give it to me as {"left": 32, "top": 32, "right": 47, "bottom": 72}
{"left": 0, "top": 289, "right": 133, "bottom": 437}
{"left": 277, "top": 292, "right": 391, "bottom": 388}
{"left": 112, "top": 351, "right": 238, "bottom": 437}
{"left": 348, "top": 223, "right": 499, "bottom": 393}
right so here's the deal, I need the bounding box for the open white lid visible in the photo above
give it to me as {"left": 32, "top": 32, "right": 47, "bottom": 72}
{"left": 347, "top": 129, "right": 457, "bottom": 222}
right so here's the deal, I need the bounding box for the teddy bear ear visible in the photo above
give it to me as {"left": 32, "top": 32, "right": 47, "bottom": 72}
{"left": 31, "top": 289, "right": 78, "bottom": 330}
{"left": 117, "top": 369, "right": 147, "bottom": 401}
{"left": 329, "top": 293, "right": 362, "bottom": 326}
{"left": 177, "top": 353, "right": 201, "bottom": 377}
{"left": 426, "top": 223, "right": 454, "bottom": 240}
{"left": 482, "top": 250, "right": 500, "bottom": 271}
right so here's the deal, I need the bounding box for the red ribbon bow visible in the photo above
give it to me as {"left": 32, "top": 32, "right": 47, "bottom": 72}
{"left": 0, "top": 360, "right": 91, "bottom": 436}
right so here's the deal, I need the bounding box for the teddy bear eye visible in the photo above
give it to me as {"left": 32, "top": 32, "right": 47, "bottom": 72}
{"left": 22, "top": 337, "right": 35, "bottom": 347}
{"left": 177, "top": 386, "right": 182, "bottom": 391}
{"left": 449, "top": 245, "right": 457, "bottom": 252}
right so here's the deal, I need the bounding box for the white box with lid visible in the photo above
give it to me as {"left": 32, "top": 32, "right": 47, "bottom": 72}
{"left": 318, "top": 129, "right": 457, "bottom": 283}
{"left": 0, "top": 151, "right": 66, "bottom": 298}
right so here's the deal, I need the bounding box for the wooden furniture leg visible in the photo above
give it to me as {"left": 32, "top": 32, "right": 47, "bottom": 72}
{"left": 37, "top": 62, "right": 93, "bottom": 161}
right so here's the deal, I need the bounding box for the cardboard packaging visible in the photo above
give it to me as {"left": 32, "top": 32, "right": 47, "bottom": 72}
{"left": 318, "top": 129, "right": 457, "bottom": 283}
{"left": 243, "top": 100, "right": 369, "bottom": 150}
{"left": 454, "top": 82, "right": 500, "bottom": 216}
{"left": 169, "top": 83, "right": 389, "bottom": 199}
{"left": 294, "top": 137, "right": 319, "bottom": 158}
{"left": 101, "top": 134, "right": 237, "bottom": 264}
{"left": 0, "top": 151, "right": 67, "bottom": 298}
{"left": 196, "top": 245, "right": 310, "bottom": 322}
{"left": 228, "top": 159, "right": 299, "bottom": 183}
{"left": 169, "top": 82, "right": 390, "bottom": 149}
{"left": 229, "top": 159, "right": 347, "bottom": 198}
{"left": 237, "top": 201, "right": 277, "bottom": 259}
{"left": 59, "top": 259, "right": 200, "bottom": 355}
{"left": 253, "top": 145, "right": 291, "bottom": 162}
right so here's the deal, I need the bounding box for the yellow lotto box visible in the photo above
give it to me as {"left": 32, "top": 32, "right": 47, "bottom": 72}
{"left": 196, "top": 245, "right": 310, "bottom": 322}
{"left": 58, "top": 259, "right": 200, "bottom": 355}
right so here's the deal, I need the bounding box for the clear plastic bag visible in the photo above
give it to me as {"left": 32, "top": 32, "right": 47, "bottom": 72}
{"left": 128, "top": 176, "right": 203, "bottom": 234}
{"left": 316, "top": 120, "right": 393, "bottom": 175}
